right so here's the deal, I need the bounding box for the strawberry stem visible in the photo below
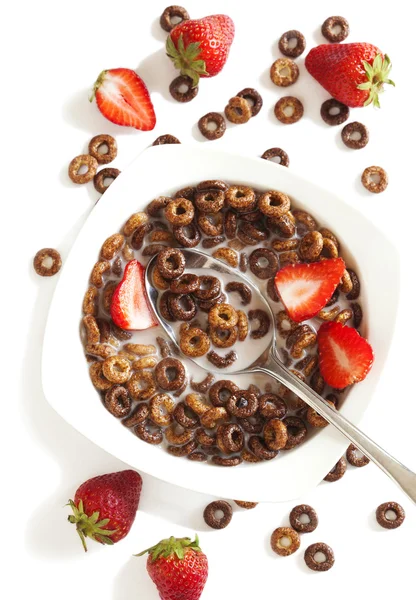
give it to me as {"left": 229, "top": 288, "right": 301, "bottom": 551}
{"left": 166, "top": 35, "right": 208, "bottom": 87}
{"left": 357, "top": 54, "right": 394, "bottom": 108}
{"left": 135, "top": 534, "right": 202, "bottom": 561}
{"left": 67, "top": 499, "right": 117, "bottom": 552}
{"left": 89, "top": 69, "right": 108, "bottom": 102}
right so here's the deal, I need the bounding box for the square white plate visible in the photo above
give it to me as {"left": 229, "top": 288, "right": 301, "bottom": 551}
{"left": 42, "top": 145, "right": 399, "bottom": 502}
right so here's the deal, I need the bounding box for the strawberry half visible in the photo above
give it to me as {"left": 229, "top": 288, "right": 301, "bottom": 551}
{"left": 90, "top": 68, "right": 156, "bottom": 130}
{"left": 111, "top": 260, "right": 158, "bottom": 330}
{"left": 317, "top": 322, "right": 374, "bottom": 389}
{"left": 274, "top": 258, "right": 345, "bottom": 322}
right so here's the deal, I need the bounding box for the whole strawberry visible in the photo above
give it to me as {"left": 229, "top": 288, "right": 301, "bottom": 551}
{"left": 305, "top": 43, "right": 394, "bottom": 107}
{"left": 166, "top": 14, "right": 235, "bottom": 86}
{"left": 67, "top": 469, "right": 142, "bottom": 551}
{"left": 137, "top": 535, "right": 208, "bottom": 600}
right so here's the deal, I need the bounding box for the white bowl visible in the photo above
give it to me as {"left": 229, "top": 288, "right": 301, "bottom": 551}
{"left": 42, "top": 145, "right": 399, "bottom": 502}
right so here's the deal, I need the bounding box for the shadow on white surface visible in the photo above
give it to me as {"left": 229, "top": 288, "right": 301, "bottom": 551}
{"left": 136, "top": 48, "right": 178, "bottom": 103}
{"left": 311, "top": 25, "right": 326, "bottom": 45}
{"left": 59, "top": 162, "right": 100, "bottom": 205}
{"left": 150, "top": 16, "right": 168, "bottom": 43}
{"left": 62, "top": 89, "right": 140, "bottom": 136}
{"left": 113, "top": 556, "right": 158, "bottom": 600}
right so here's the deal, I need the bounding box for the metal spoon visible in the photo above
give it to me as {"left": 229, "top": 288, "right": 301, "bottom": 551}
{"left": 145, "top": 248, "right": 416, "bottom": 503}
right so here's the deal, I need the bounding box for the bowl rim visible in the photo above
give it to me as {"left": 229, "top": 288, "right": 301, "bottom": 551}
{"left": 42, "top": 144, "right": 400, "bottom": 501}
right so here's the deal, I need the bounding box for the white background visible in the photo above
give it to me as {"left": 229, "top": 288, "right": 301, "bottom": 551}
{"left": 2, "top": 0, "right": 416, "bottom": 598}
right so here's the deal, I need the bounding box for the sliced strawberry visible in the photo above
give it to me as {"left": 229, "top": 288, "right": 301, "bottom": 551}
{"left": 111, "top": 260, "right": 158, "bottom": 330}
{"left": 274, "top": 258, "right": 345, "bottom": 322}
{"left": 317, "top": 322, "right": 374, "bottom": 388}
{"left": 90, "top": 68, "right": 156, "bottom": 131}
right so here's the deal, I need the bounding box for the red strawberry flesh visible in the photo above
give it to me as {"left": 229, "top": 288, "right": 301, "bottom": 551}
{"left": 111, "top": 259, "right": 158, "bottom": 330}
{"left": 69, "top": 470, "right": 142, "bottom": 551}
{"left": 91, "top": 68, "right": 156, "bottom": 130}
{"left": 317, "top": 322, "right": 374, "bottom": 388}
{"left": 274, "top": 258, "right": 346, "bottom": 322}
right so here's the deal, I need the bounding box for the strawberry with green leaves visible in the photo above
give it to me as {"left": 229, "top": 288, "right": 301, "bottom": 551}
{"left": 305, "top": 43, "right": 394, "bottom": 108}
{"left": 166, "top": 14, "right": 235, "bottom": 86}
{"left": 137, "top": 535, "right": 208, "bottom": 600}
{"left": 67, "top": 469, "right": 142, "bottom": 551}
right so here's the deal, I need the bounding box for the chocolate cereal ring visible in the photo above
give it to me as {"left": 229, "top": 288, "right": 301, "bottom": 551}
{"left": 249, "top": 248, "right": 279, "bottom": 279}
{"left": 127, "top": 370, "right": 156, "bottom": 401}
{"left": 155, "top": 357, "right": 186, "bottom": 391}
{"left": 217, "top": 423, "right": 244, "bottom": 453}
{"left": 93, "top": 167, "right": 120, "bottom": 194}
{"left": 274, "top": 96, "right": 304, "bottom": 124}
{"left": 68, "top": 154, "right": 98, "bottom": 184}
{"left": 191, "top": 373, "right": 215, "bottom": 394}
{"left": 207, "top": 350, "right": 237, "bottom": 368}
{"left": 160, "top": 5, "right": 189, "bottom": 32}
{"left": 376, "top": 502, "right": 405, "bottom": 529}
{"left": 225, "top": 96, "right": 252, "bottom": 124}
{"left": 239, "top": 221, "right": 269, "bottom": 241}
{"left": 102, "top": 355, "right": 131, "bottom": 384}
{"left": 134, "top": 421, "right": 163, "bottom": 445}
{"left": 100, "top": 233, "right": 124, "bottom": 260}
{"left": 346, "top": 444, "right": 370, "bottom": 467}
{"left": 248, "top": 309, "right": 271, "bottom": 339}
{"left": 283, "top": 416, "right": 307, "bottom": 449}
{"left": 197, "top": 292, "right": 226, "bottom": 313}
{"left": 164, "top": 424, "right": 193, "bottom": 447}
{"left": 212, "top": 455, "right": 242, "bottom": 466}
{"left": 180, "top": 327, "right": 210, "bottom": 357}
{"left": 361, "top": 166, "right": 388, "bottom": 193}
{"left": 271, "top": 527, "right": 301, "bottom": 556}
{"left": 165, "top": 198, "right": 194, "bottom": 226}
{"left": 310, "top": 369, "right": 325, "bottom": 395}
{"left": 236, "top": 87, "right": 263, "bottom": 117}
{"left": 210, "top": 325, "right": 238, "bottom": 348}
{"left": 249, "top": 436, "right": 279, "bottom": 460}
{"left": 197, "top": 179, "right": 228, "bottom": 192}
{"left": 198, "top": 112, "right": 226, "bottom": 140}
{"left": 208, "top": 303, "right": 238, "bottom": 329}
{"left": 278, "top": 30, "right": 306, "bottom": 58}
{"left": 195, "top": 189, "right": 225, "bottom": 213}
{"left": 321, "top": 16, "right": 349, "bottom": 43}
{"left": 261, "top": 147, "right": 290, "bottom": 167}
{"left": 89, "top": 362, "right": 112, "bottom": 391}
{"left": 149, "top": 393, "right": 175, "bottom": 426}
{"left": 167, "top": 439, "right": 197, "bottom": 457}
{"left": 169, "top": 74, "right": 198, "bottom": 102}
{"left": 156, "top": 247, "right": 186, "bottom": 280}
{"left": 193, "top": 275, "right": 221, "bottom": 301}
{"left": 351, "top": 302, "right": 363, "bottom": 328}
{"left": 258, "top": 190, "right": 290, "bottom": 218}
{"left": 304, "top": 543, "right": 335, "bottom": 571}
{"left": 290, "top": 505, "right": 318, "bottom": 533}
{"left": 173, "top": 402, "right": 199, "bottom": 430}
{"left": 270, "top": 58, "right": 299, "bottom": 87}
{"left": 122, "top": 402, "right": 148, "bottom": 427}
{"left": 152, "top": 134, "right": 181, "bottom": 145}
{"left": 324, "top": 456, "right": 347, "bottom": 482}
{"left": 212, "top": 247, "right": 238, "bottom": 268}
{"left": 188, "top": 451, "right": 208, "bottom": 462}
{"left": 90, "top": 260, "right": 111, "bottom": 288}
{"left": 225, "top": 281, "right": 252, "bottom": 305}
{"left": 292, "top": 209, "right": 317, "bottom": 232}
{"left": 264, "top": 418, "right": 288, "bottom": 450}
{"left": 227, "top": 390, "right": 258, "bottom": 418}
{"left": 234, "top": 501, "right": 258, "bottom": 509}
{"left": 173, "top": 223, "right": 201, "bottom": 248}
{"left": 204, "top": 501, "right": 233, "bottom": 529}
{"left": 341, "top": 121, "right": 369, "bottom": 149}
{"left": 259, "top": 394, "right": 287, "bottom": 419}
{"left": 33, "top": 248, "right": 62, "bottom": 277}
{"left": 267, "top": 278, "right": 280, "bottom": 302}
{"left": 104, "top": 385, "right": 131, "bottom": 418}
{"left": 168, "top": 293, "right": 197, "bottom": 321}
{"left": 346, "top": 269, "right": 360, "bottom": 300}
{"left": 225, "top": 185, "right": 256, "bottom": 213}
{"left": 209, "top": 380, "right": 239, "bottom": 407}
{"left": 320, "top": 98, "right": 350, "bottom": 126}
{"left": 239, "top": 252, "right": 248, "bottom": 272}
{"left": 88, "top": 134, "right": 117, "bottom": 165}
{"left": 200, "top": 407, "right": 228, "bottom": 429}
{"left": 83, "top": 287, "right": 98, "bottom": 315}
{"left": 147, "top": 197, "right": 172, "bottom": 218}
{"left": 170, "top": 273, "right": 200, "bottom": 295}
{"left": 299, "top": 230, "right": 324, "bottom": 261}
{"left": 197, "top": 213, "right": 224, "bottom": 237}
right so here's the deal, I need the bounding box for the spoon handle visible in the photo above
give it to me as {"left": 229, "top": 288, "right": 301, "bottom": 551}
{"left": 255, "top": 355, "right": 416, "bottom": 504}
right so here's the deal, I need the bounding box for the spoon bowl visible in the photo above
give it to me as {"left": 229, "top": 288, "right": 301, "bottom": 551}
{"left": 146, "top": 247, "right": 416, "bottom": 504}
